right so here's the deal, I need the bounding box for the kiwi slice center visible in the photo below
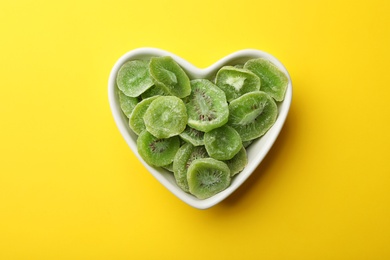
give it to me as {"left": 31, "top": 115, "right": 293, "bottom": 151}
{"left": 240, "top": 102, "right": 266, "bottom": 125}
{"left": 226, "top": 76, "right": 246, "bottom": 91}
{"left": 193, "top": 88, "right": 216, "bottom": 121}
{"left": 161, "top": 68, "right": 178, "bottom": 85}
{"left": 149, "top": 138, "right": 170, "bottom": 153}
{"left": 198, "top": 170, "right": 224, "bottom": 188}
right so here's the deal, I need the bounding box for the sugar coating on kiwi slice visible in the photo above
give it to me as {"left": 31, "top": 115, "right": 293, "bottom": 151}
{"left": 137, "top": 130, "right": 180, "bottom": 167}
{"left": 228, "top": 91, "right": 278, "bottom": 141}
{"left": 173, "top": 143, "right": 208, "bottom": 192}
{"left": 215, "top": 66, "right": 260, "bottom": 102}
{"left": 185, "top": 79, "right": 229, "bottom": 133}
{"left": 244, "top": 58, "right": 288, "bottom": 102}
{"left": 187, "top": 158, "right": 231, "bottom": 199}
{"left": 117, "top": 60, "right": 154, "bottom": 97}
{"left": 149, "top": 56, "right": 191, "bottom": 98}
{"left": 118, "top": 90, "right": 139, "bottom": 118}
{"left": 143, "top": 96, "right": 187, "bottom": 139}
{"left": 204, "top": 125, "right": 242, "bottom": 160}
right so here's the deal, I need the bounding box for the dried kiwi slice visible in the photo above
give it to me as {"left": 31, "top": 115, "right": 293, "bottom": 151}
{"left": 149, "top": 56, "right": 191, "bottom": 98}
{"left": 143, "top": 96, "right": 187, "bottom": 139}
{"left": 244, "top": 58, "right": 288, "bottom": 101}
{"left": 137, "top": 131, "right": 180, "bottom": 167}
{"left": 116, "top": 60, "right": 154, "bottom": 97}
{"left": 215, "top": 66, "right": 260, "bottom": 102}
{"left": 129, "top": 96, "right": 159, "bottom": 135}
{"left": 173, "top": 143, "right": 208, "bottom": 192}
{"left": 185, "top": 79, "right": 229, "bottom": 133}
{"left": 224, "top": 147, "right": 248, "bottom": 177}
{"left": 187, "top": 158, "right": 231, "bottom": 199}
{"left": 118, "top": 90, "right": 138, "bottom": 118}
{"left": 204, "top": 125, "right": 242, "bottom": 160}
{"left": 228, "top": 91, "right": 278, "bottom": 141}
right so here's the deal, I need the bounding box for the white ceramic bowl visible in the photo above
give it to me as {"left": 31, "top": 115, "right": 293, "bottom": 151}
{"left": 108, "top": 48, "right": 292, "bottom": 209}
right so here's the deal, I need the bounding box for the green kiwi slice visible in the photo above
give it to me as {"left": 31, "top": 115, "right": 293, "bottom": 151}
{"left": 137, "top": 131, "right": 180, "bottom": 167}
{"left": 185, "top": 79, "right": 229, "bottom": 133}
{"left": 173, "top": 143, "right": 208, "bottom": 192}
{"left": 187, "top": 158, "right": 231, "bottom": 199}
{"left": 149, "top": 56, "right": 191, "bottom": 98}
{"left": 116, "top": 60, "right": 154, "bottom": 97}
{"left": 129, "top": 96, "right": 159, "bottom": 135}
{"left": 215, "top": 66, "right": 260, "bottom": 102}
{"left": 118, "top": 90, "right": 139, "bottom": 118}
{"left": 228, "top": 91, "right": 278, "bottom": 141}
{"left": 179, "top": 126, "right": 205, "bottom": 146}
{"left": 224, "top": 147, "right": 248, "bottom": 177}
{"left": 143, "top": 96, "right": 187, "bottom": 139}
{"left": 244, "top": 58, "right": 288, "bottom": 101}
{"left": 204, "top": 125, "right": 242, "bottom": 160}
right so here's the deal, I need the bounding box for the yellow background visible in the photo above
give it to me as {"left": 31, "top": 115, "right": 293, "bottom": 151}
{"left": 1, "top": 0, "right": 389, "bottom": 259}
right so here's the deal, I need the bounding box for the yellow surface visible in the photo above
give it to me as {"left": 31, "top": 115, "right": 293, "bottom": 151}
{"left": 1, "top": 0, "right": 389, "bottom": 259}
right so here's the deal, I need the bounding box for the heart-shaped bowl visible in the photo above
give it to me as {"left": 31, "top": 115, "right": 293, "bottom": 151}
{"left": 108, "top": 47, "right": 292, "bottom": 209}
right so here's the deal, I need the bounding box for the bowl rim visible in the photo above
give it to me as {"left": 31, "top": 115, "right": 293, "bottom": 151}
{"left": 108, "top": 47, "right": 292, "bottom": 209}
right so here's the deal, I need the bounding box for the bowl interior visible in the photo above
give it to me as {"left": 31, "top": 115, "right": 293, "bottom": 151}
{"left": 108, "top": 48, "right": 292, "bottom": 209}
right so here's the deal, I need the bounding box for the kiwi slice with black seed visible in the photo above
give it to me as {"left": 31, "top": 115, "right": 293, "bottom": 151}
{"left": 173, "top": 143, "right": 208, "bottom": 192}
{"left": 137, "top": 131, "right": 180, "bottom": 167}
{"left": 185, "top": 79, "right": 229, "bottom": 133}
{"left": 187, "top": 158, "right": 231, "bottom": 199}
{"left": 228, "top": 91, "right": 277, "bottom": 141}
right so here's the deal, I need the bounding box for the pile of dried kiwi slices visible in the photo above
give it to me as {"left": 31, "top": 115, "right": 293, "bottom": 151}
{"left": 116, "top": 56, "right": 288, "bottom": 199}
